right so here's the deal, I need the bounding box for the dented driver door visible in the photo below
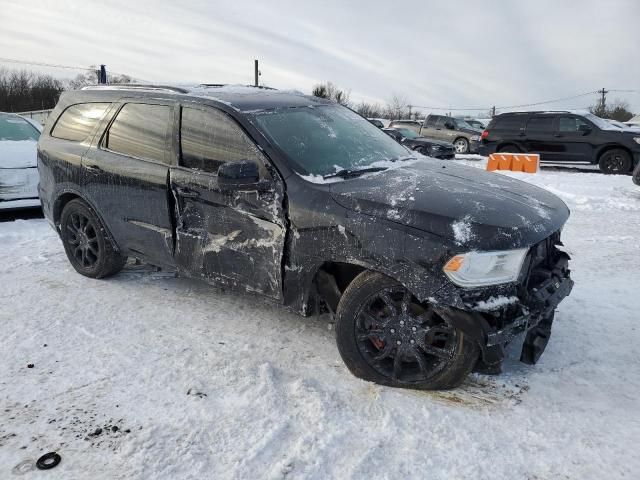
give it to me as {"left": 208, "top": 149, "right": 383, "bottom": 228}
{"left": 170, "top": 105, "right": 286, "bottom": 300}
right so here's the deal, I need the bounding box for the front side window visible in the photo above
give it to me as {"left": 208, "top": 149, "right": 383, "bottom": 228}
{"left": 397, "top": 128, "right": 420, "bottom": 139}
{"left": 180, "top": 107, "right": 263, "bottom": 173}
{"left": 51, "top": 103, "right": 110, "bottom": 142}
{"left": 254, "top": 104, "right": 409, "bottom": 177}
{"left": 526, "top": 116, "right": 554, "bottom": 134}
{"left": 105, "top": 103, "right": 172, "bottom": 163}
{"left": 558, "top": 116, "right": 589, "bottom": 132}
{"left": 435, "top": 116, "right": 447, "bottom": 128}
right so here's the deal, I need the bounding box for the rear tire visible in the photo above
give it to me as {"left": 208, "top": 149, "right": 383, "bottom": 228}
{"left": 497, "top": 144, "right": 521, "bottom": 153}
{"left": 335, "top": 271, "right": 479, "bottom": 390}
{"left": 453, "top": 138, "right": 469, "bottom": 154}
{"left": 60, "top": 199, "right": 127, "bottom": 278}
{"left": 598, "top": 149, "right": 632, "bottom": 174}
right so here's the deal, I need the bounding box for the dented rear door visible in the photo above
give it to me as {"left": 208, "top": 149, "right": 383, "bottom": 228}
{"left": 170, "top": 105, "right": 286, "bottom": 299}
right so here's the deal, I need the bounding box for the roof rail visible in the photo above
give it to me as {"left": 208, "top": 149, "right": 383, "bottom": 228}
{"left": 198, "top": 84, "right": 278, "bottom": 91}
{"left": 81, "top": 84, "right": 189, "bottom": 94}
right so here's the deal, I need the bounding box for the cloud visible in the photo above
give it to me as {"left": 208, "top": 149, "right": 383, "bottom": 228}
{"left": 1, "top": 0, "right": 638, "bottom": 113}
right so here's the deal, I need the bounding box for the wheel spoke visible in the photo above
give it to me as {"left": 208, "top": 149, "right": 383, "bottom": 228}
{"left": 400, "top": 289, "right": 411, "bottom": 315}
{"left": 392, "top": 349, "right": 403, "bottom": 380}
{"left": 373, "top": 341, "right": 394, "bottom": 362}
{"left": 412, "top": 347, "right": 430, "bottom": 375}
{"left": 380, "top": 291, "right": 398, "bottom": 316}
{"left": 415, "top": 307, "right": 435, "bottom": 325}
{"left": 419, "top": 342, "right": 452, "bottom": 360}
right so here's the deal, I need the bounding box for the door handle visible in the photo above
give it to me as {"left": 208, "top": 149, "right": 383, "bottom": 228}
{"left": 176, "top": 187, "right": 199, "bottom": 198}
{"left": 553, "top": 134, "right": 562, "bottom": 137}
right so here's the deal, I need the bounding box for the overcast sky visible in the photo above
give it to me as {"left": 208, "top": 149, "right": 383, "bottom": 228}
{"left": 1, "top": 0, "right": 639, "bottom": 115}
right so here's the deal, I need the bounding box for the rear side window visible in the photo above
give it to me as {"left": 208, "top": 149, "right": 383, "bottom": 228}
{"left": 426, "top": 116, "right": 438, "bottom": 127}
{"left": 526, "top": 116, "right": 554, "bottom": 134}
{"left": 51, "top": 103, "right": 110, "bottom": 142}
{"left": 105, "top": 103, "right": 172, "bottom": 163}
{"left": 492, "top": 115, "right": 527, "bottom": 131}
{"left": 0, "top": 115, "right": 40, "bottom": 141}
{"left": 180, "top": 107, "right": 263, "bottom": 174}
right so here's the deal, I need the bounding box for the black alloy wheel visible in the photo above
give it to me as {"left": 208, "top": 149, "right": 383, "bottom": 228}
{"left": 598, "top": 149, "right": 632, "bottom": 174}
{"left": 335, "top": 271, "right": 478, "bottom": 390}
{"left": 354, "top": 287, "right": 457, "bottom": 383}
{"left": 60, "top": 199, "right": 127, "bottom": 278}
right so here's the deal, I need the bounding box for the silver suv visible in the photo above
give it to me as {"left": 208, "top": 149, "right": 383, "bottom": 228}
{"left": 389, "top": 115, "right": 482, "bottom": 154}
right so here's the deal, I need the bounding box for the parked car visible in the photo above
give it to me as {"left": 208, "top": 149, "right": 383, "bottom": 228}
{"left": 368, "top": 118, "right": 384, "bottom": 128}
{"left": 608, "top": 119, "right": 640, "bottom": 132}
{"left": 0, "top": 112, "right": 42, "bottom": 210}
{"left": 38, "top": 85, "right": 573, "bottom": 390}
{"left": 626, "top": 114, "right": 640, "bottom": 128}
{"left": 383, "top": 127, "right": 455, "bottom": 159}
{"left": 391, "top": 116, "right": 482, "bottom": 154}
{"left": 479, "top": 111, "right": 640, "bottom": 174}
{"left": 387, "top": 119, "right": 422, "bottom": 131}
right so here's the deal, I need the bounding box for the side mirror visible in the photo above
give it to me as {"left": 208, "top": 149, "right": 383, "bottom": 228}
{"left": 578, "top": 124, "right": 592, "bottom": 135}
{"left": 218, "top": 160, "right": 270, "bottom": 192}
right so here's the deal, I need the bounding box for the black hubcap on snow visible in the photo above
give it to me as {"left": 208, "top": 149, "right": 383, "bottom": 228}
{"left": 355, "top": 288, "right": 457, "bottom": 383}
{"left": 66, "top": 213, "right": 100, "bottom": 268}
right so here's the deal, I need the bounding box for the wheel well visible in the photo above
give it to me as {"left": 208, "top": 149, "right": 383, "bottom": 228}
{"left": 596, "top": 145, "right": 633, "bottom": 166}
{"left": 453, "top": 137, "right": 468, "bottom": 144}
{"left": 496, "top": 143, "right": 521, "bottom": 153}
{"left": 53, "top": 192, "right": 81, "bottom": 226}
{"left": 314, "top": 262, "right": 366, "bottom": 313}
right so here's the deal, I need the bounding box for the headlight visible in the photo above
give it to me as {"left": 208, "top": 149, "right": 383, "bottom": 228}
{"left": 633, "top": 137, "right": 640, "bottom": 144}
{"left": 443, "top": 248, "right": 528, "bottom": 287}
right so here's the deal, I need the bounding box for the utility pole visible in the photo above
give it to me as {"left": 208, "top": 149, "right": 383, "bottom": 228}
{"left": 599, "top": 87, "right": 608, "bottom": 112}
{"left": 408, "top": 104, "right": 412, "bottom": 119}
{"left": 491, "top": 106, "right": 496, "bottom": 117}
{"left": 254, "top": 60, "right": 259, "bottom": 87}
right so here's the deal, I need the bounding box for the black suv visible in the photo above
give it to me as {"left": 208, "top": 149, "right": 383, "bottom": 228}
{"left": 479, "top": 111, "right": 640, "bottom": 174}
{"left": 38, "top": 85, "right": 573, "bottom": 390}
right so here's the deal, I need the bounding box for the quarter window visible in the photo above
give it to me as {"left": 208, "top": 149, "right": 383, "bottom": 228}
{"left": 493, "top": 115, "right": 526, "bottom": 131}
{"left": 526, "top": 116, "right": 554, "bottom": 134}
{"left": 180, "top": 107, "right": 263, "bottom": 174}
{"left": 51, "top": 103, "right": 110, "bottom": 142}
{"left": 105, "top": 103, "right": 172, "bottom": 163}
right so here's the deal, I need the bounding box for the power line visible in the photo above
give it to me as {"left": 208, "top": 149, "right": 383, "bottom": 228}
{"left": 0, "top": 57, "right": 148, "bottom": 82}
{"left": 412, "top": 90, "right": 600, "bottom": 112}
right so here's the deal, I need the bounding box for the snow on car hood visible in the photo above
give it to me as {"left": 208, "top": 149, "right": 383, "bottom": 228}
{"left": 330, "top": 160, "right": 570, "bottom": 250}
{"left": 0, "top": 140, "right": 38, "bottom": 168}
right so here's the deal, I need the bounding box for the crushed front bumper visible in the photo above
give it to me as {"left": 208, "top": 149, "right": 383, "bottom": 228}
{"left": 438, "top": 233, "right": 573, "bottom": 367}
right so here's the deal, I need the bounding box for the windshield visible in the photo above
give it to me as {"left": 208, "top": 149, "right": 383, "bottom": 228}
{"left": 254, "top": 105, "right": 409, "bottom": 176}
{"left": 397, "top": 128, "right": 420, "bottom": 139}
{"left": 454, "top": 119, "right": 474, "bottom": 130}
{"left": 583, "top": 113, "right": 615, "bottom": 130}
{"left": 0, "top": 115, "right": 40, "bottom": 141}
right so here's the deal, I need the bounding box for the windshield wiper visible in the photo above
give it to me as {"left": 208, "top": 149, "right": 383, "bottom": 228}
{"left": 322, "top": 166, "right": 388, "bottom": 179}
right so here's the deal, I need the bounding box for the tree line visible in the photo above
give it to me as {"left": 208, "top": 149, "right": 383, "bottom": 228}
{"left": 311, "top": 80, "right": 636, "bottom": 121}
{"left": 0, "top": 67, "right": 134, "bottom": 113}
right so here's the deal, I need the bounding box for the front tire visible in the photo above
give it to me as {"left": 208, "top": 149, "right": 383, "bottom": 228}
{"left": 335, "top": 271, "right": 479, "bottom": 390}
{"left": 453, "top": 138, "right": 470, "bottom": 154}
{"left": 598, "top": 149, "right": 632, "bottom": 174}
{"left": 60, "top": 199, "right": 127, "bottom": 278}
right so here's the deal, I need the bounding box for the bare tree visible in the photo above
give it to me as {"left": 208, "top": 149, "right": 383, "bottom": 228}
{"left": 67, "top": 66, "right": 134, "bottom": 90}
{"left": 385, "top": 94, "right": 410, "bottom": 120}
{"left": 311, "top": 81, "right": 351, "bottom": 106}
{"left": 0, "top": 68, "right": 64, "bottom": 112}
{"left": 589, "top": 98, "right": 633, "bottom": 121}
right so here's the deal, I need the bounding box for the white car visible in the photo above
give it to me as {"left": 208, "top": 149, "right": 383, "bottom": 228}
{"left": 0, "top": 113, "right": 42, "bottom": 210}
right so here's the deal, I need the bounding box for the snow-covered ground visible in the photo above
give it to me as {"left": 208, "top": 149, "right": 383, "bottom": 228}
{"left": 1, "top": 158, "right": 639, "bottom": 479}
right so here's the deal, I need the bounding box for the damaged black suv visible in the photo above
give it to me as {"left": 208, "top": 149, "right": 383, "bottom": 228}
{"left": 38, "top": 85, "right": 573, "bottom": 390}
